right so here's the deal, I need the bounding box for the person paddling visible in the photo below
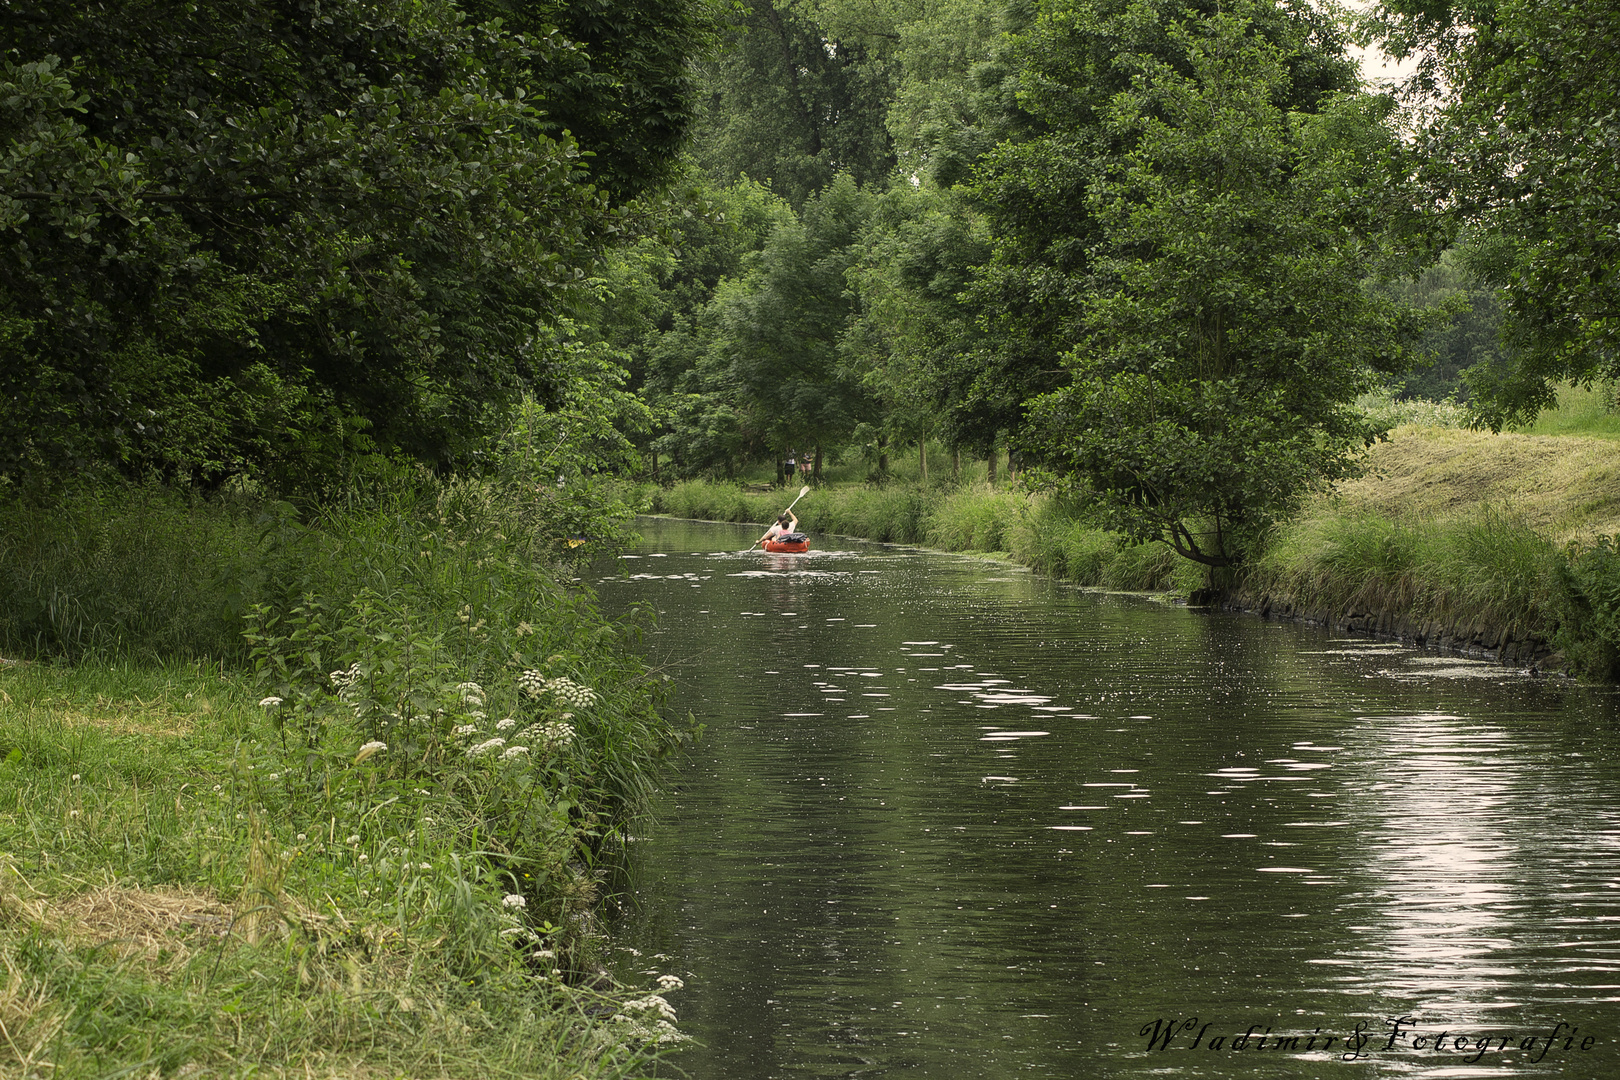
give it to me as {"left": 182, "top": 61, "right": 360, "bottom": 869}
{"left": 756, "top": 509, "right": 798, "bottom": 547}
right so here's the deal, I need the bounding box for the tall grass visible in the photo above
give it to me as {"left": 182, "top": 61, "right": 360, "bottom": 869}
{"left": 0, "top": 485, "right": 272, "bottom": 661}
{"left": 1511, "top": 382, "right": 1620, "bottom": 439}
{"left": 1250, "top": 504, "right": 1568, "bottom": 650}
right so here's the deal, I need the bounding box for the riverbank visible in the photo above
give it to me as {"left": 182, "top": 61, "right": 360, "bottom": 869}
{"left": 0, "top": 480, "right": 687, "bottom": 1077}
{"left": 643, "top": 424, "right": 1620, "bottom": 682}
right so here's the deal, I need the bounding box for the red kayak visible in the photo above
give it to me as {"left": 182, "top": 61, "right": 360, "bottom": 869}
{"left": 762, "top": 533, "right": 810, "bottom": 553}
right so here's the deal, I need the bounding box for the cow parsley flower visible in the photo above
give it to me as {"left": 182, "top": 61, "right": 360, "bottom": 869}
{"left": 467, "top": 737, "right": 506, "bottom": 759}
{"left": 517, "top": 669, "right": 547, "bottom": 699}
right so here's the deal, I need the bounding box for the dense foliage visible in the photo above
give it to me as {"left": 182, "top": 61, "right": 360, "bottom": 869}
{"left": 1006, "top": 1, "right": 1434, "bottom": 564}
{"left": 0, "top": 0, "right": 701, "bottom": 491}
{"left": 1367, "top": 0, "right": 1620, "bottom": 428}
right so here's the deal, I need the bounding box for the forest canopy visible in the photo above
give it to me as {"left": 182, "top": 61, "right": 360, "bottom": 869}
{"left": 3, "top": 0, "right": 1614, "bottom": 569}
{"left": 0, "top": 0, "right": 706, "bottom": 490}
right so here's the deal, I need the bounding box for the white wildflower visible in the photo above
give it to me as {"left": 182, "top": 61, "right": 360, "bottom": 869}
{"left": 258, "top": 696, "right": 283, "bottom": 708}
{"left": 454, "top": 681, "right": 485, "bottom": 706}
{"left": 495, "top": 716, "right": 517, "bottom": 732}
{"left": 329, "top": 663, "right": 361, "bottom": 693}
{"left": 517, "top": 669, "right": 547, "bottom": 699}
{"left": 545, "top": 676, "right": 597, "bottom": 710}
{"left": 355, "top": 740, "right": 387, "bottom": 763}
{"left": 453, "top": 724, "right": 479, "bottom": 738}
{"left": 530, "top": 720, "right": 575, "bottom": 752}
{"left": 467, "top": 737, "right": 506, "bottom": 759}
{"left": 500, "top": 745, "right": 530, "bottom": 760}
{"left": 656, "top": 974, "right": 685, "bottom": 992}
{"left": 501, "top": 893, "right": 527, "bottom": 910}
{"left": 620, "top": 995, "right": 678, "bottom": 1022}
{"left": 348, "top": 834, "right": 361, "bottom": 844}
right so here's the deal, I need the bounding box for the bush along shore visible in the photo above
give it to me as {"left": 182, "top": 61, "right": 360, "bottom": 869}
{"left": 646, "top": 466, "right": 1620, "bottom": 683}
{"left": 0, "top": 478, "right": 694, "bottom": 1079}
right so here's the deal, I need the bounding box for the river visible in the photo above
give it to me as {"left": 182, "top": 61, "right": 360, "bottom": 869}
{"left": 595, "top": 516, "right": 1620, "bottom": 1079}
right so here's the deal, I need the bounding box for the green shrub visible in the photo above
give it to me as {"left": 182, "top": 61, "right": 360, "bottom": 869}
{"left": 1550, "top": 538, "right": 1620, "bottom": 680}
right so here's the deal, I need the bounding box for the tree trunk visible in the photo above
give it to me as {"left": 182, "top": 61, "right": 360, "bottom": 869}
{"left": 919, "top": 439, "right": 927, "bottom": 484}
{"left": 813, "top": 444, "right": 823, "bottom": 481}
{"left": 877, "top": 433, "right": 888, "bottom": 476}
{"left": 987, "top": 440, "right": 998, "bottom": 485}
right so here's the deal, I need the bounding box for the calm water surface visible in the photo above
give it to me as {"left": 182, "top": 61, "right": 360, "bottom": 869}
{"left": 596, "top": 517, "right": 1620, "bottom": 1079}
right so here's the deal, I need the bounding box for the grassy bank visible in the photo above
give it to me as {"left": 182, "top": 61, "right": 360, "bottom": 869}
{"left": 0, "top": 477, "right": 688, "bottom": 1078}
{"left": 647, "top": 409, "right": 1620, "bottom": 681}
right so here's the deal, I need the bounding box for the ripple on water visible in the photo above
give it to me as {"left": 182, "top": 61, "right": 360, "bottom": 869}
{"left": 600, "top": 517, "right": 1620, "bottom": 1080}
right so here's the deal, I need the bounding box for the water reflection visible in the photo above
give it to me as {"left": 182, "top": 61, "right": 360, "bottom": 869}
{"left": 600, "top": 518, "right": 1620, "bottom": 1079}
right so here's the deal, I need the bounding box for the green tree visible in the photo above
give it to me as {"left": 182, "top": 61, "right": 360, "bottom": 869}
{"left": 0, "top": 0, "right": 697, "bottom": 491}
{"left": 705, "top": 174, "right": 876, "bottom": 472}
{"left": 1370, "top": 1, "right": 1620, "bottom": 427}
{"left": 966, "top": 0, "right": 1363, "bottom": 457}
{"left": 691, "top": 0, "right": 897, "bottom": 207}
{"left": 1381, "top": 248, "right": 1508, "bottom": 402}
{"left": 844, "top": 183, "right": 991, "bottom": 474}
{"left": 585, "top": 173, "right": 794, "bottom": 475}
{"left": 1019, "top": 2, "right": 1433, "bottom": 567}
{"left": 462, "top": 0, "right": 715, "bottom": 205}
{"left": 887, "top": 0, "right": 1038, "bottom": 187}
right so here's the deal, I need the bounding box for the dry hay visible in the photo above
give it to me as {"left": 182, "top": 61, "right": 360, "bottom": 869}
{"left": 46, "top": 883, "right": 236, "bottom": 964}
{"left": 1, "top": 870, "right": 324, "bottom": 973}
{"left": 1333, "top": 426, "right": 1620, "bottom": 542}
{"left": 53, "top": 701, "right": 196, "bottom": 739}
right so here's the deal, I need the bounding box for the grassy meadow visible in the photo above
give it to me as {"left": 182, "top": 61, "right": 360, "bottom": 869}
{"left": 0, "top": 477, "right": 689, "bottom": 1079}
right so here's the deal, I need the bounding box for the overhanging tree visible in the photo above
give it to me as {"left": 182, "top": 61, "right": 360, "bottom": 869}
{"left": 1019, "top": 2, "right": 1435, "bottom": 567}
